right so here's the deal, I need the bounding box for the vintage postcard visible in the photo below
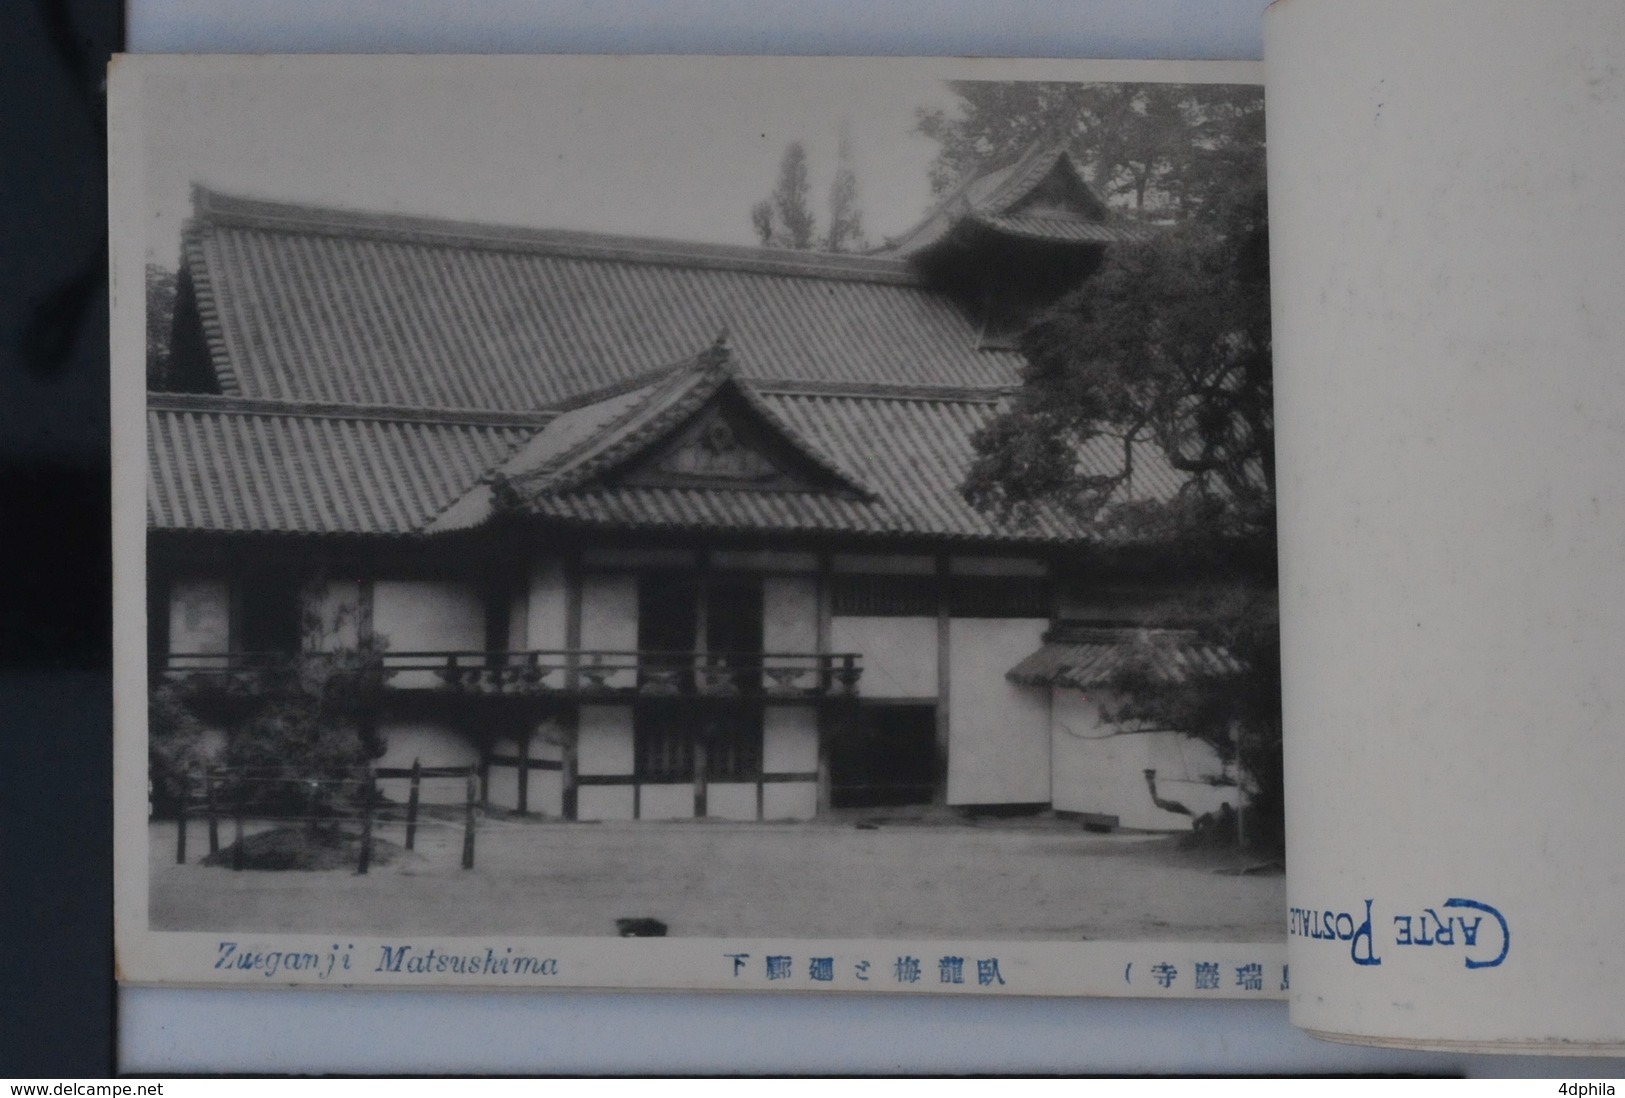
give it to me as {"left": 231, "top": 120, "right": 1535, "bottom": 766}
{"left": 111, "top": 54, "right": 1284, "bottom": 995}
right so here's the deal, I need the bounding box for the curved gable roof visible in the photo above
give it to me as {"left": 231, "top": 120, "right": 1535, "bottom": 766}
{"left": 880, "top": 143, "right": 1156, "bottom": 257}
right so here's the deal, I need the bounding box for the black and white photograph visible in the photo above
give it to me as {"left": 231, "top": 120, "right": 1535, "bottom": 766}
{"left": 113, "top": 55, "right": 1282, "bottom": 993}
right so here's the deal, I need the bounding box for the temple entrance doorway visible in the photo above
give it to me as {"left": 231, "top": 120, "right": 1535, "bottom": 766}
{"left": 829, "top": 704, "right": 937, "bottom": 808}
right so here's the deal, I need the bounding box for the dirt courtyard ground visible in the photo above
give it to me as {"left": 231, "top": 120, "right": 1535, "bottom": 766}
{"left": 148, "top": 812, "right": 1284, "bottom": 941}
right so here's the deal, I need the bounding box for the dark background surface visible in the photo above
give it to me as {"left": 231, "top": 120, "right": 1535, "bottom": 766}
{"left": 1, "top": 0, "right": 121, "bottom": 1077}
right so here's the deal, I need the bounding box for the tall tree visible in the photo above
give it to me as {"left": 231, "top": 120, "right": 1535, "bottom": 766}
{"left": 934, "top": 82, "right": 1281, "bottom": 848}
{"left": 146, "top": 263, "right": 177, "bottom": 390}
{"left": 823, "top": 129, "right": 867, "bottom": 253}
{"left": 773, "top": 142, "right": 817, "bottom": 249}
{"left": 916, "top": 81, "right": 1264, "bottom": 223}
{"left": 752, "top": 141, "right": 818, "bottom": 250}
{"left": 751, "top": 136, "right": 870, "bottom": 253}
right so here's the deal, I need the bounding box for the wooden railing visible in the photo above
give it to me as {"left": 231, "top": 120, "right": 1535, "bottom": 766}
{"left": 163, "top": 649, "right": 862, "bottom": 698}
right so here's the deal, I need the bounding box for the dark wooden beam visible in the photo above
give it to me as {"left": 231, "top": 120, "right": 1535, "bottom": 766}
{"left": 934, "top": 553, "right": 951, "bottom": 806}
{"left": 562, "top": 550, "right": 582, "bottom": 820}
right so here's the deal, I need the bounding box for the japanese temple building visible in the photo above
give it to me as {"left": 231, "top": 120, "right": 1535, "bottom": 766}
{"left": 148, "top": 144, "right": 1247, "bottom": 827}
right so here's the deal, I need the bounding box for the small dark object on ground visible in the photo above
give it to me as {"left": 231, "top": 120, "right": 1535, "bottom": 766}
{"left": 616, "top": 917, "right": 668, "bottom": 937}
{"left": 1179, "top": 803, "right": 1240, "bottom": 850}
{"left": 199, "top": 826, "right": 403, "bottom": 871}
{"left": 960, "top": 803, "right": 1047, "bottom": 820}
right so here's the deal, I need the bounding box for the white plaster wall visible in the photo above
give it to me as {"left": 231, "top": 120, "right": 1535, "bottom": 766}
{"left": 486, "top": 761, "right": 521, "bottom": 811}
{"left": 169, "top": 578, "right": 230, "bottom": 662}
{"left": 374, "top": 720, "right": 480, "bottom": 805}
{"left": 707, "top": 783, "right": 757, "bottom": 821}
{"left": 761, "top": 706, "right": 818, "bottom": 820}
{"left": 830, "top": 616, "right": 937, "bottom": 698}
{"left": 763, "top": 707, "right": 817, "bottom": 773}
{"left": 763, "top": 576, "right": 817, "bottom": 650}
{"left": 484, "top": 734, "right": 568, "bottom": 812}
{"left": 485, "top": 730, "right": 565, "bottom": 815}
{"left": 527, "top": 771, "right": 563, "bottom": 818}
{"left": 377, "top": 720, "right": 480, "bottom": 770}
{"left": 373, "top": 579, "right": 484, "bottom": 687}
{"left": 639, "top": 784, "right": 693, "bottom": 820}
{"left": 1050, "top": 688, "right": 1237, "bottom": 831}
{"left": 525, "top": 559, "right": 569, "bottom": 650}
{"left": 527, "top": 720, "right": 567, "bottom": 762}
{"left": 578, "top": 786, "right": 634, "bottom": 821}
{"left": 763, "top": 783, "right": 816, "bottom": 821}
{"left": 763, "top": 576, "right": 818, "bottom": 691}
{"left": 579, "top": 573, "right": 638, "bottom": 689}
{"left": 577, "top": 705, "right": 633, "bottom": 774}
{"left": 946, "top": 617, "right": 1051, "bottom": 806}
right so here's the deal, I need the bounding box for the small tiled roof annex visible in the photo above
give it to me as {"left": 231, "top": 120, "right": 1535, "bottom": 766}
{"left": 1006, "top": 625, "right": 1244, "bottom": 689}
{"left": 184, "top": 188, "right": 1024, "bottom": 412}
{"left": 880, "top": 144, "right": 1156, "bottom": 257}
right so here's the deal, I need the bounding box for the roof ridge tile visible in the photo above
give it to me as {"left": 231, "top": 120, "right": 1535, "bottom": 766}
{"left": 147, "top": 391, "right": 557, "bottom": 428}
{"left": 192, "top": 186, "right": 921, "bottom": 287}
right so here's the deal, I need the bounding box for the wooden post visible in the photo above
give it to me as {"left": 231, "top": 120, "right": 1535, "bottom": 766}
{"left": 561, "top": 549, "right": 583, "bottom": 820}
{"left": 563, "top": 550, "right": 582, "bottom": 695}
{"left": 517, "top": 729, "right": 531, "bottom": 815}
{"left": 560, "top": 710, "right": 579, "bottom": 821}
{"left": 816, "top": 708, "right": 835, "bottom": 814}
{"left": 461, "top": 770, "right": 477, "bottom": 869}
{"left": 205, "top": 769, "right": 219, "bottom": 855}
{"left": 357, "top": 769, "right": 375, "bottom": 875}
{"left": 693, "top": 735, "right": 708, "bottom": 818}
{"left": 404, "top": 758, "right": 422, "bottom": 851}
{"left": 815, "top": 552, "right": 833, "bottom": 691}
{"left": 934, "top": 553, "right": 952, "bottom": 806}
{"left": 357, "top": 577, "right": 376, "bottom": 644}
{"left": 175, "top": 777, "right": 188, "bottom": 865}
{"left": 232, "top": 793, "right": 245, "bottom": 872}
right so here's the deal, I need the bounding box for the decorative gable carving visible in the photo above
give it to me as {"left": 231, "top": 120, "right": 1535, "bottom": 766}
{"left": 618, "top": 394, "right": 846, "bottom": 494}
{"left": 654, "top": 411, "right": 780, "bottom": 483}
{"left": 1007, "top": 156, "right": 1111, "bottom": 222}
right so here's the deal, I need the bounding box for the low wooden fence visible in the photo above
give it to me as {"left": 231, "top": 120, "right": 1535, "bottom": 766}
{"left": 174, "top": 761, "right": 478, "bottom": 873}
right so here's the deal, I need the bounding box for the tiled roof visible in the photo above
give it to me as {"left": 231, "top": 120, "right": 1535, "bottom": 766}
{"left": 508, "top": 347, "right": 870, "bottom": 497}
{"left": 151, "top": 189, "right": 1193, "bottom": 546}
{"left": 881, "top": 144, "right": 1154, "bottom": 256}
{"left": 1006, "top": 625, "right": 1244, "bottom": 688}
{"left": 976, "top": 215, "right": 1152, "bottom": 244}
{"left": 426, "top": 346, "right": 875, "bottom": 533}
{"left": 147, "top": 395, "right": 537, "bottom": 535}
{"left": 184, "top": 188, "right": 1023, "bottom": 411}
{"left": 441, "top": 390, "right": 1181, "bottom": 544}
{"left": 147, "top": 384, "right": 1179, "bottom": 543}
